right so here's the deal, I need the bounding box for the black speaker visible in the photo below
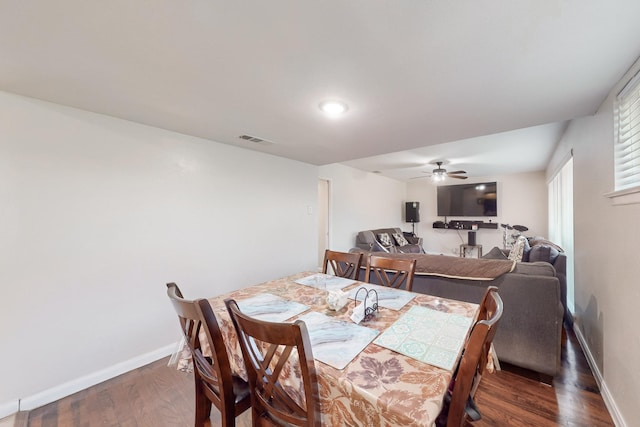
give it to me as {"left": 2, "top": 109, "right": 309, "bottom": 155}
{"left": 468, "top": 231, "right": 476, "bottom": 246}
{"left": 405, "top": 202, "right": 420, "bottom": 223}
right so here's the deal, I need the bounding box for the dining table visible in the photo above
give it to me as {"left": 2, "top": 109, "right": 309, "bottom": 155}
{"left": 176, "top": 271, "right": 479, "bottom": 427}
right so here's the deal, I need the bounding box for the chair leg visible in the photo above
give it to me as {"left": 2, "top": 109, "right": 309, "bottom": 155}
{"left": 251, "top": 405, "right": 264, "bottom": 427}
{"left": 194, "top": 380, "right": 212, "bottom": 427}
{"left": 221, "top": 402, "right": 236, "bottom": 427}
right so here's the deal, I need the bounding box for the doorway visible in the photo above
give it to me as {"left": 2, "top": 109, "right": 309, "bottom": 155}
{"left": 317, "top": 179, "right": 330, "bottom": 270}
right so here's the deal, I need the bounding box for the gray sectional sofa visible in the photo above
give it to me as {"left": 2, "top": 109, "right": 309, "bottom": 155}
{"left": 355, "top": 227, "right": 424, "bottom": 253}
{"left": 352, "top": 250, "right": 563, "bottom": 380}
{"left": 485, "top": 237, "right": 571, "bottom": 328}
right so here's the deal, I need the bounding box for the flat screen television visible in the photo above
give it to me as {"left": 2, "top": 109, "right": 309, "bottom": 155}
{"left": 437, "top": 182, "right": 497, "bottom": 217}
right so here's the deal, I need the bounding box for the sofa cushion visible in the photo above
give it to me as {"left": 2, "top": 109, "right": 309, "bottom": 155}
{"left": 512, "top": 261, "right": 556, "bottom": 276}
{"left": 529, "top": 244, "right": 561, "bottom": 264}
{"left": 393, "top": 232, "right": 409, "bottom": 247}
{"left": 377, "top": 232, "right": 393, "bottom": 247}
{"left": 398, "top": 244, "right": 422, "bottom": 254}
{"left": 482, "top": 246, "right": 508, "bottom": 260}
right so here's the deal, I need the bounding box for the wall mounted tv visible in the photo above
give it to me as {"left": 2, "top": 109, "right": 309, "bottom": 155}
{"left": 437, "top": 182, "right": 497, "bottom": 217}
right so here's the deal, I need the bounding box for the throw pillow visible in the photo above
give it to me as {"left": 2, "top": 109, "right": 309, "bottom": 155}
{"left": 528, "top": 237, "right": 564, "bottom": 252}
{"left": 528, "top": 245, "right": 550, "bottom": 263}
{"left": 507, "top": 236, "right": 526, "bottom": 262}
{"left": 482, "top": 246, "right": 508, "bottom": 260}
{"left": 528, "top": 245, "right": 560, "bottom": 264}
{"left": 521, "top": 236, "right": 532, "bottom": 262}
{"left": 377, "top": 232, "right": 393, "bottom": 247}
{"left": 392, "top": 232, "right": 409, "bottom": 247}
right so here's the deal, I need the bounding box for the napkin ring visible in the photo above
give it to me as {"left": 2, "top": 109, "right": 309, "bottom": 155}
{"left": 354, "top": 287, "right": 379, "bottom": 321}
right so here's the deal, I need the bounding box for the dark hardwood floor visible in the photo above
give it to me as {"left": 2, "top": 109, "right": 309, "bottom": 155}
{"left": 25, "top": 327, "right": 613, "bottom": 426}
{"left": 474, "top": 327, "right": 614, "bottom": 426}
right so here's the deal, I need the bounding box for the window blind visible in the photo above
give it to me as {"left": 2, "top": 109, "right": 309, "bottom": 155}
{"left": 614, "top": 71, "right": 640, "bottom": 191}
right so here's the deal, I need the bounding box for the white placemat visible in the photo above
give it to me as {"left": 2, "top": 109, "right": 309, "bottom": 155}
{"left": 295, "top": 273, "right": 356, "bottom": 291}
{"left": 297, "top": 311, "right": 379, "bottom": 370}
{"left": 237, "top": 293, "right": 309, "bottom": 322}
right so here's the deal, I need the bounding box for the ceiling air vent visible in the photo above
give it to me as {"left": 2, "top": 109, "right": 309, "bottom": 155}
{"left": 238, "top": 134, "right": 274, "bottom": 145}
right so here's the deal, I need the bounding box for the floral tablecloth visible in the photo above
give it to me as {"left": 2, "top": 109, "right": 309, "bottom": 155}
{"left": 177, "top": 272, "right": 478, "bottom": 427}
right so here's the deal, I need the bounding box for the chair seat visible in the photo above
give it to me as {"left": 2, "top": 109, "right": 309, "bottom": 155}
{"left": 232, "top": 375, "right": 251, "bottom": 404}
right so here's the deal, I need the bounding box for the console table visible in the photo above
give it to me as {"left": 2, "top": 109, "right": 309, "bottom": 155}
{"left": 433, "top": 220, "right": 498, "bottom": 230}
{"left": 460, "top": 244, "right": 482, "bottom": 258}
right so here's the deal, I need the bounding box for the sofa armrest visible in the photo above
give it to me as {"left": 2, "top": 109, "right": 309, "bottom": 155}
{"left": 492, "top": 273, "right": 562, "bottom": 377}
{"left": 355, "top": 230, "right": 375, "bottom": 251}
{"left": 552, "top": 253, "right": 566, "bottom": 277}
{"left": 405, "top": 235, "right": 423, "bottom": 246}
{"left": 551, "top": 254, "right": 571, "bottom": 326}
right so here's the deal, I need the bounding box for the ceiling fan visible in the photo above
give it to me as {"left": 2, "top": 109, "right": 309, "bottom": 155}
{"left": 412, "top": 161, "right": 468, "bottom": 181}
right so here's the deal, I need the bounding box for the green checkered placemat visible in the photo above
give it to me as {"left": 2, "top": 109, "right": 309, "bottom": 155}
{"left": 373, "top": 305, "right": 473, "bottom": 371}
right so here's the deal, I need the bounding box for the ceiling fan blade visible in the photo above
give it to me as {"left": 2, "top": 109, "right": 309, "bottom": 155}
{"left": 447, "top": 170, "right": 466, "bottom": 175}
{"left": 448, "top": 175, "right": 468, "bottom": 179}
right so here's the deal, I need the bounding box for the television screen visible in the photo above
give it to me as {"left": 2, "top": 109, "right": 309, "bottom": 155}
{"left": 437, "top": 182, "right": 497, "bottom": 217}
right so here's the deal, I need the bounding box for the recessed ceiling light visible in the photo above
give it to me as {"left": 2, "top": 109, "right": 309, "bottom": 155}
{"left": 319, "top": 100, "right": 348, "bottom": 117}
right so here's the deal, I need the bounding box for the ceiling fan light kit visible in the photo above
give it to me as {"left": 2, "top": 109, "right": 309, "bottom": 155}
{"left": 431, "top": 170, "right": 446, "bottom": 182}
{"left": 412, "top": 161, "right": 468, "bottom": 181}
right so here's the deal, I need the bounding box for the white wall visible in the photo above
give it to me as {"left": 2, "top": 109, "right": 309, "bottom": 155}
{"left": 0, "top": 92, "right": 318, "bottom": 414}
{"left": 407, "top": 172, "right": 548, "bottom": 255}
{"left": 546, "top": 59, "right": 640, "bottom": 427}
{"left": 318, "top": 164, "right": 407, "bottom": 253}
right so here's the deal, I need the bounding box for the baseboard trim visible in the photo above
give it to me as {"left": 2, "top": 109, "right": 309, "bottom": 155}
{"left": 573, "top": 325, "right": 627, "bottom": 427}
{"left": 18, "top": 342, "right": 177, "bottom": 412}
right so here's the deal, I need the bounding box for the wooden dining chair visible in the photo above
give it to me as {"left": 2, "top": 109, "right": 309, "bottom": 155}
{"left": 364, "top": 255, "right": 417, "bottom": 291}
{"left": 225, "top": 298, "right": 321, "bottom": 427}
{"left": 322, "top": 250, "right": 363, "bottom": 280}
{"left": 439, "top": 287, "right": 504, "bottom": 427}
{"left": 476, "top": 286, "right": 502, "bottom": 378}
{"left": 166, "top": 283, "right": 251, "bottom": 427}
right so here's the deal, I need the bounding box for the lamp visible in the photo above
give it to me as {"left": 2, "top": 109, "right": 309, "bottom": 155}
{"left": 319, "top": 100, "right": 348, "bottom": 117}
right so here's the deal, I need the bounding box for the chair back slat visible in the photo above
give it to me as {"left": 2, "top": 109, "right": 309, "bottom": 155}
{"left": 322, "top": 250, "right": 363, "bottom": 279}
{"left": 365, "top": 255, "right": 417, "bottom": 291}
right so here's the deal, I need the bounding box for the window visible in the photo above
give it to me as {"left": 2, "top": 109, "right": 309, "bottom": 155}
{"left": 549, "top": 156, "right": 574, "bottom": 314}
{"left": 614, "top": 71, "right": 640, "bottom": 191}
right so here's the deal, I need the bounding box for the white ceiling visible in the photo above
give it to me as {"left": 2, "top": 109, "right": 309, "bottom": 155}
{"left": 1, "top": 1, "right": 639, "bottom": 176}
{"left": 343, "top": 121, "right": 569, "bottom": 180}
